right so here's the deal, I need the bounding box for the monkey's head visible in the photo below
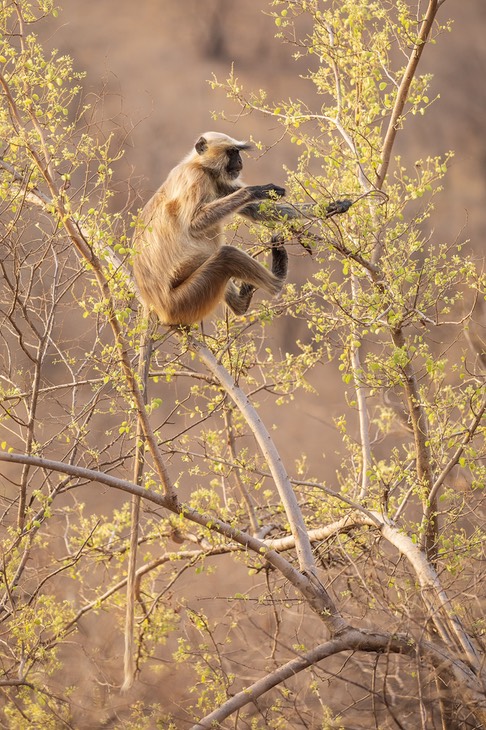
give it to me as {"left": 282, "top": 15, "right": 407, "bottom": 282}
{"left": 193, "top": 132, "right": 253, "bottom": 181}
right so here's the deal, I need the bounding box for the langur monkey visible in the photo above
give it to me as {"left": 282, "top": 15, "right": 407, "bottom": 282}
{"left": 124, "top": 133, "right": 292, "bottom": 690}
{"left": 133, "top": 131, "right": 298, "bottom": 326}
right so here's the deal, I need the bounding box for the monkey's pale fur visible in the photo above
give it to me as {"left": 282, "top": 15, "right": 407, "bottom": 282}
{"left": 133, "top": 132, "right": 289, "bottom": 325}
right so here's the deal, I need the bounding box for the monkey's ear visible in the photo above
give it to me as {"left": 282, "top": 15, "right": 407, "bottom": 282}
{"left": 195, "top": 136, "right": 208, "bottom": 155}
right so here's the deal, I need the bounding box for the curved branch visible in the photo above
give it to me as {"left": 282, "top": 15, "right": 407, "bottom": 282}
{"left": 190, "top": 337, "right": 316, "bottom": 576}
{"left": 267, "top": 508, "right": 480, "bottom": 672}
{"left": 379, "top": 518, "right": 480, "bottom": 670}
{"left": 191, "top": 622, "right": 485, "bottom": 730}
{"left": 190, "top": 630, "right": 413, "bottom": 729}
{"left": 0, "top": 451, "right": 167, "bottom": 506}
{"left": 0, "top": 451, "right": 346, "bottom": 633}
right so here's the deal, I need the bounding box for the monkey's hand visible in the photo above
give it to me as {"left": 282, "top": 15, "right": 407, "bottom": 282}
{"left": 325, "top": 199, "right": 353, "bottom": 217}
{"left": 247, "top": 183, "right": 286, "bottom": 201}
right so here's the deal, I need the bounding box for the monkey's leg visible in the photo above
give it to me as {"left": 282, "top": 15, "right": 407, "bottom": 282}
{"left": 224, "top": 236, "right": 287, "bottom": 317}
{"left": 167, "top": 246, "right": 284, "bottom": 325}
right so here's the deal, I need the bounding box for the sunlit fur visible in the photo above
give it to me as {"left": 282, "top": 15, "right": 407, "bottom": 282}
{"left": 133, "top": 132, "right": 288, "bottom": 325}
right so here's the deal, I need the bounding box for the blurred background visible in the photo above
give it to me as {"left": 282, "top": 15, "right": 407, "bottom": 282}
{"left": 41, "top": 0, "right": 486, "bottom": 479}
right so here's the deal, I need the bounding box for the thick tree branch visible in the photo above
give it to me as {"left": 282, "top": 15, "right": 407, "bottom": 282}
{"left": 190, "top": 632, "right": 411, "bottom": 729}
{"left": 379, "top": 518, "right": 480, "bottom": 670}
{"left": 190, "top": 336, "right": 318, "bottom": 577}
{"left": 4, "top": 451, "right": 477, "bottom": 673}
{"left": 0, "top": 451, "right": 347, "bottom": 634}
{"left": 190, "top": 626, "right": 484, "bottom": 730}
{"left": 375, "top": 0, "right": 443, "bottom": 190}
{"left": 268, "top": 510, "right": 480, "bottom": 672}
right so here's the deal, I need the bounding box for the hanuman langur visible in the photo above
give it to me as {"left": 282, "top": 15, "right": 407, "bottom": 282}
{"left": 132, "top": 131, "right": 299, "bottom": 326}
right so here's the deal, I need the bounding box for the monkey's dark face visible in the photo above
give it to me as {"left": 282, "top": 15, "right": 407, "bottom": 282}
{"left": 225, "top": 148, "right": 243, "bottom": 179}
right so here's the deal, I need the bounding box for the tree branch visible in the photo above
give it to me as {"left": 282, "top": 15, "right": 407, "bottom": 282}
{"left": 267, "top": 509, "right": 481, "bottom": 673}
{"left": 375, "top": 0, "right": 442, "bottom": 190}
{"left": 0, "top": 450, "right": 347, "bottom": 633}
{"left": 190, "top": 630, "right": 411, "bottom": 730}
{"left": 190, "top": 335, "right": 317, "bottom": 577}
{"left": 191, "top": 621, "right": 485, "bottom": 730}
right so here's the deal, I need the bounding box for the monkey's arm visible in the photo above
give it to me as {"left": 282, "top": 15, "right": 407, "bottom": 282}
{"left": 190, "top": 184, "right": 285, "bottom": 234}
{"left": 239, "top": 199, "right": 352, "bottom": 223}
{"left": 239, "top": 201, "right": 312, "bottom": 222}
